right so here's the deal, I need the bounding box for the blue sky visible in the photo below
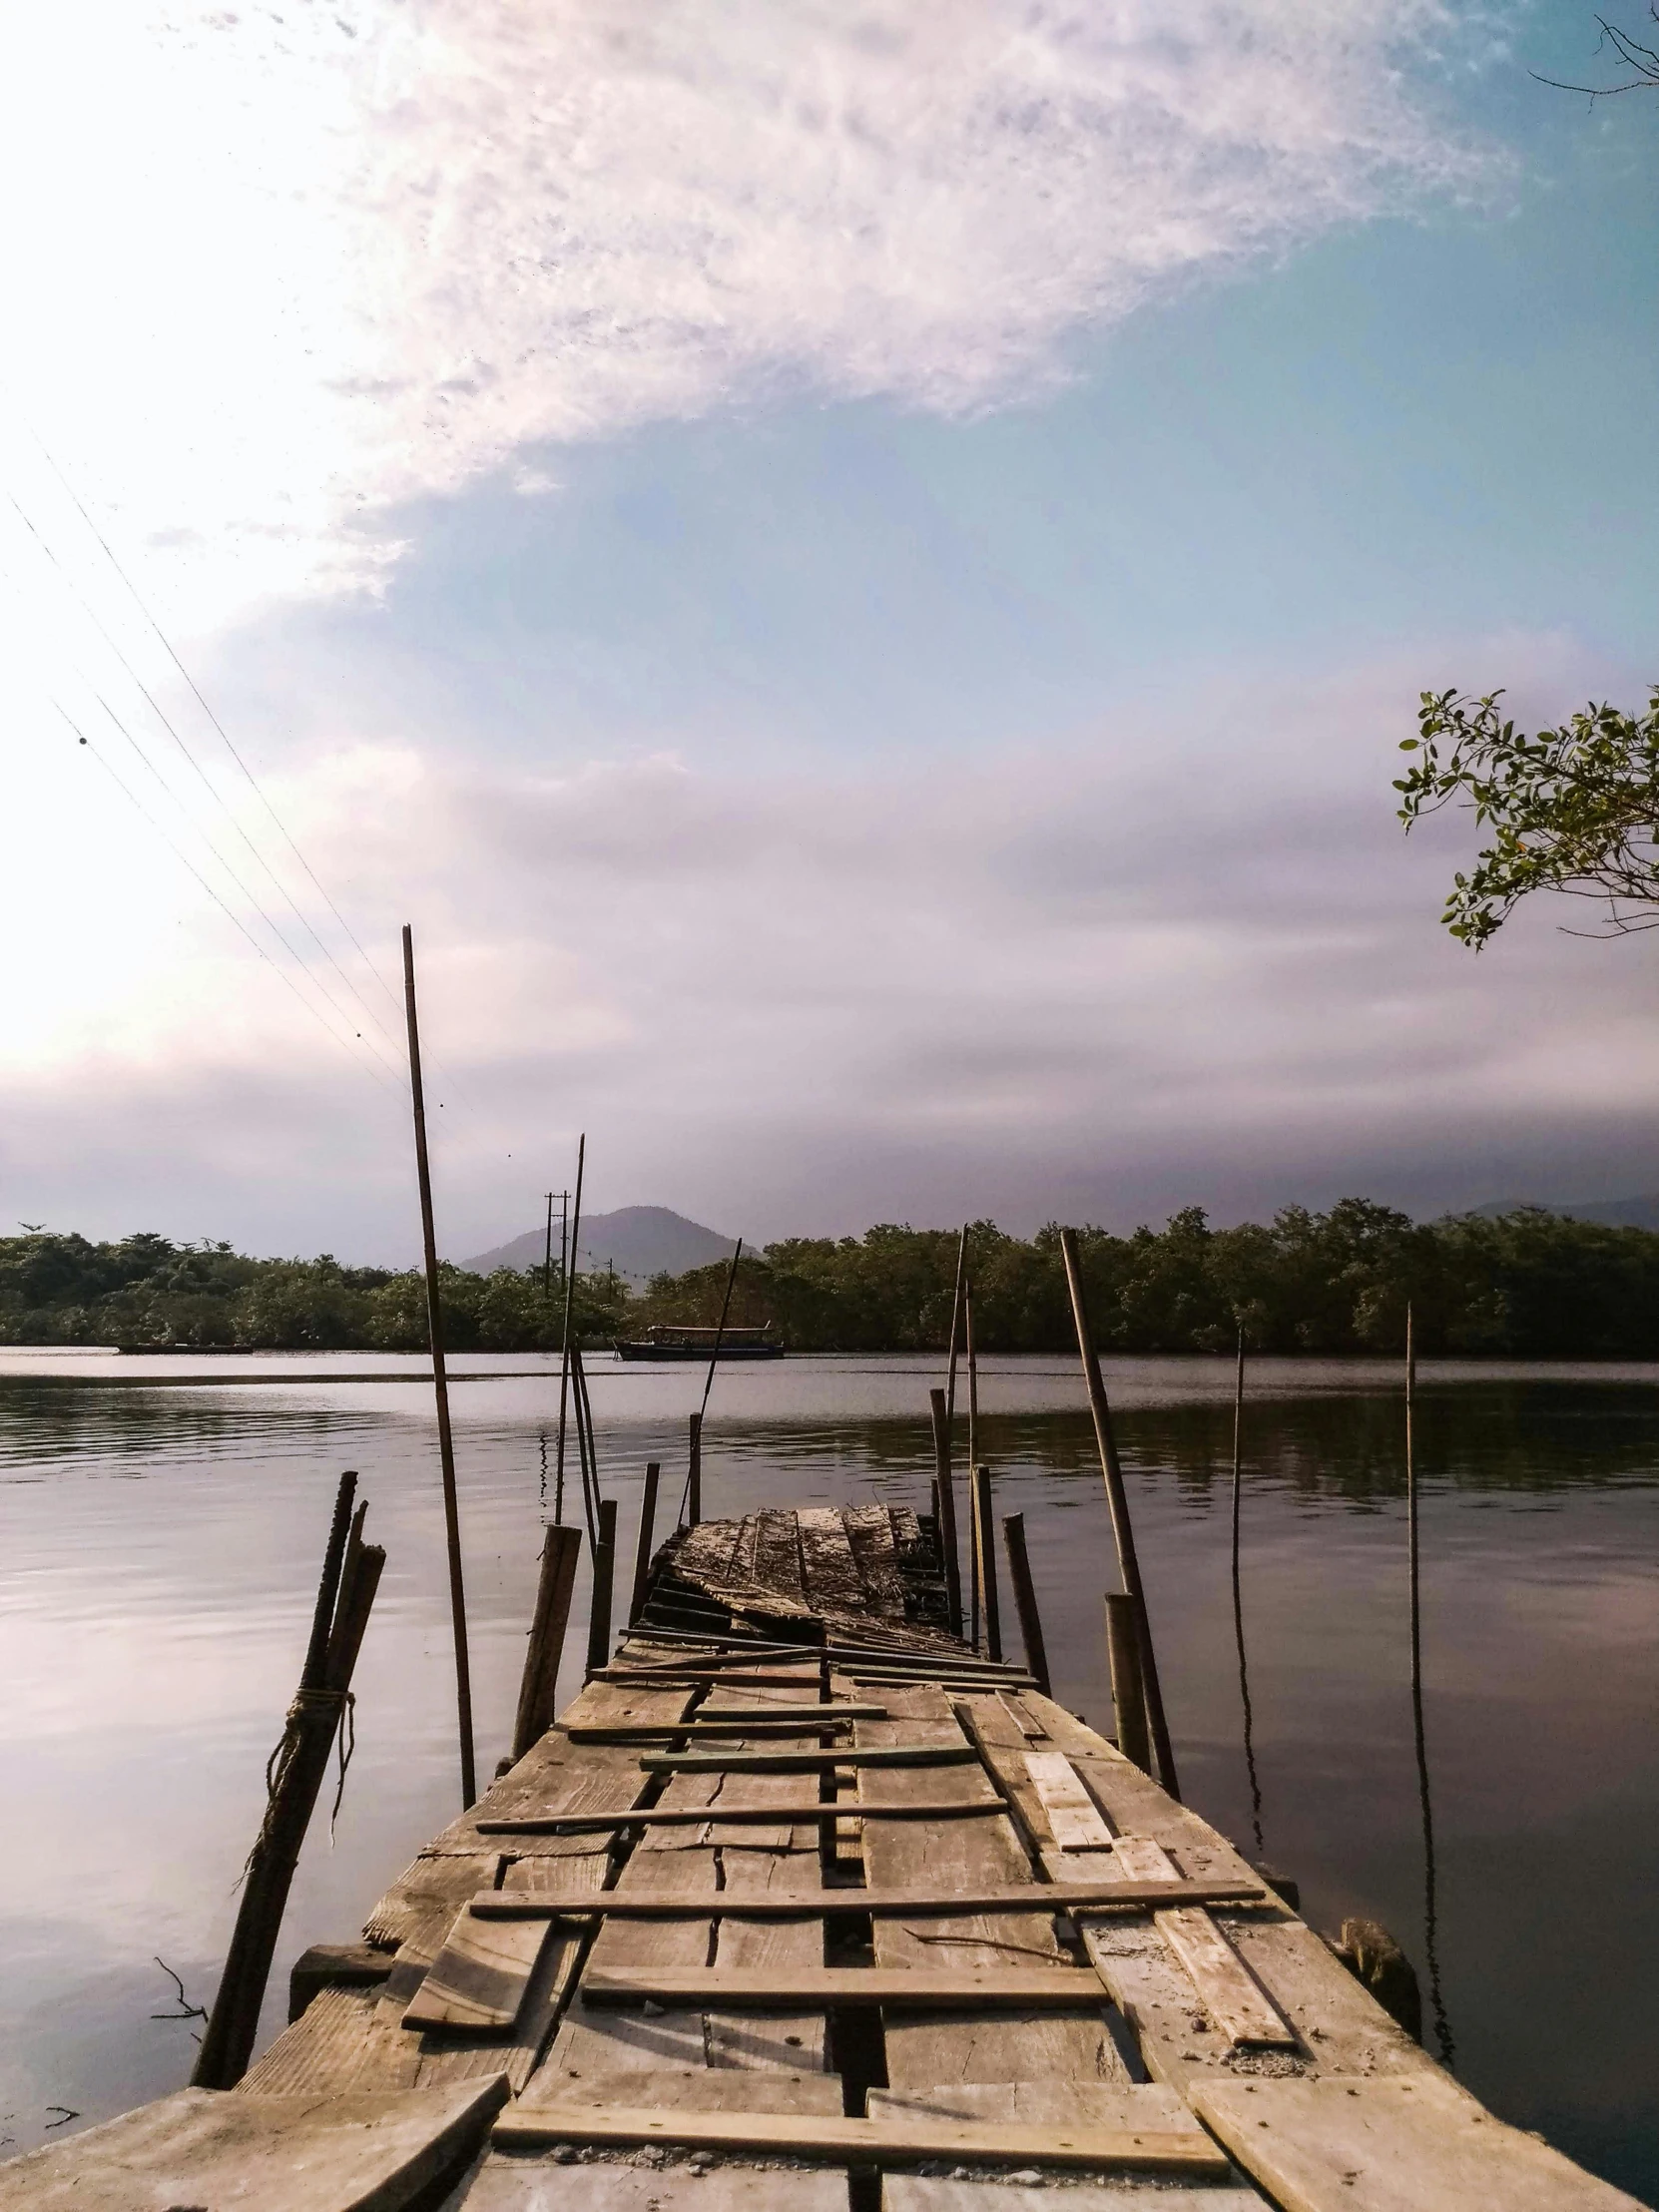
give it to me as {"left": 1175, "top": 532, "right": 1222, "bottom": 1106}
{"left": 4, "top": 2, "right": 1658, "bottom": 1257}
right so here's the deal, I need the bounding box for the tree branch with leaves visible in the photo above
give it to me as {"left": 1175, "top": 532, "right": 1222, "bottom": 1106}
{"left": 1395, "top": 687, "right": 1659, "bottom": 946}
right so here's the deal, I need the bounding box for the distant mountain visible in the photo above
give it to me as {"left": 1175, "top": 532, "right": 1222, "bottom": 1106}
{"left": 460, "top": 1205, "right": 739, "bottom": 1286}
{"left": 1469, "top": 1194, "right": 1659, "bottom": 1232}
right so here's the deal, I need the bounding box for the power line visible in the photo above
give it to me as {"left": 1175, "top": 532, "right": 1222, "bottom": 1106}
{"left": 54, "top": 704, "right": 402, "bottom": 1096}
{"left": 28, "top": 430, "right": 406, "bottom": 1020}
{"left": 5, "top": 487, "right": 406, "bottom": 1060}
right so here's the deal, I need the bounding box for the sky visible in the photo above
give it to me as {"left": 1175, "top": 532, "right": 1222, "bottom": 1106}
{"left": 2, "top": 0, "right": 1657, "bottom": 1262}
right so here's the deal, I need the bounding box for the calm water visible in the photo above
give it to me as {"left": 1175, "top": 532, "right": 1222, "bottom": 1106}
{"left": 1, "top": 1351, "right": 1654, "bottom": 2199}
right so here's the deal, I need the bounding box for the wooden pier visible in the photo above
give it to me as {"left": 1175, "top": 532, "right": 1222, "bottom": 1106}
{"left": 1, "top": 1502, "right": 1640, "bottom": 2210}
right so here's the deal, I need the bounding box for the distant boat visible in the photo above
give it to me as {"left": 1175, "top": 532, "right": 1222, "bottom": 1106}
{"left": 614, "top": 1323, "right": 786, "bottom": 1363}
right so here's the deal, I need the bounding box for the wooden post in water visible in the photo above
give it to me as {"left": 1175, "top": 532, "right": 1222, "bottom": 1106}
{"left": 193, "top": 1476, "right": 384, "bottom": 2088}
{"left": 1001, "top": 1511, "right": 1050, "bottom": 1695}
{"left": 630, "top": 1460, "right": 662, "bottom": 1622}
{"left": 687, "top": 1412, "right": 702, "bottom": 1527}
{"left": 512, "top": 1522, "right": 583, "bottom": 1761}
{"left": 401, "top": 924, "right": 476, "bottom": 1809}
{"left": 586, "top": 1497, "right": 619, "bottom": 1677}
{"left": 971, "top": 1463, "right": 1001, "bottom": 1662}
{"left": 1104, "top": 1591, "right": 1150, "bottom": 1771}
{"left": 965, "top": 1279, "right": 981, "bottom": 1647}
{"left": 927, "top": 1386, "right": 964, "bottom": 1634}
{"left": 1059, "top": 1226, "right": 1180, "bottom": 1802}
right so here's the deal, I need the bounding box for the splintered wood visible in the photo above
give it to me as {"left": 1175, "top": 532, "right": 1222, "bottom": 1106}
{"left": 98, "top": 1503, "right": 1625, "bottom": 2212}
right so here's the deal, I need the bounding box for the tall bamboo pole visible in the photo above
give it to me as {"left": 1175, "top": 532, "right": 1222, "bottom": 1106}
{"left": 927, "top": 1386, "right": 963, "bottom": 1634}
{"left": 972, "top": 1463, "right": 1001, "bottom": 1662}
{"left": 1058, "top": 1226, "right": 1179, "bottom": 1801}
{"left": 1230, "top": 1327, "right": 1263, "bottom": 1855}
{"left": 554, "top": 1136, "right": 586, "bottom": 1526}
{"left": 630, "top": 1461, "right": 662, "bottom": 1622}
{"left": 401, "top": 924, "right": 476, "bottom": 1809}
{"left": 965, "top": 1279, "right": 981, "bottom": 1649}
{"left": 1001, "top": 1511, "right": 1050, "bottom": 1695}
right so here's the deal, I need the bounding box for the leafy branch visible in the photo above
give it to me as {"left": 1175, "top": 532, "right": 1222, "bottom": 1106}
{"left": 1395, "top": 687, "right": 1659, "bottom": 947}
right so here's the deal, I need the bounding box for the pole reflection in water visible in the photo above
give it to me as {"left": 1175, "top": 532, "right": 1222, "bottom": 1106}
{"left": 1406, "top": 1307, "right": 1455, "bottom": 2067}
{"left": 1230, "top": 1328, "right": 1266, "bottom": 1858}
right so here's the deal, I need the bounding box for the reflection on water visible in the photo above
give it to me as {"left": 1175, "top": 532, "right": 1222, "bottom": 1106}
{"left": 0, "top": 1353, "right": 1656, "bottom": 2203}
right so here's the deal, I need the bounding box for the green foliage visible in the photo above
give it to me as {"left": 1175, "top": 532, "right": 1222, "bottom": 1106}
{"left": 1396, "top": 687, "right": 1659, "bottom": 947}
{"left": 0, "top": 1231, "right": 630, "bottom": 1352}
{"left": 8, "top": 1208, "right": 1659, "bottom": 1358}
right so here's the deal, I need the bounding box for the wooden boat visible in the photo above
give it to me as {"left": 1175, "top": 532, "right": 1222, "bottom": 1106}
{"left": 615, "top": 1323, "right": 786, "bottom": 1362}
{"left": 2, "top": 1502, "right": 1638, "bottom": 2211}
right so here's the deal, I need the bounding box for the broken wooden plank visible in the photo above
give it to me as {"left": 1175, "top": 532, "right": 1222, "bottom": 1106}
{"left": 400, "top": 1909, "right": 553, "bottom": 2033}
{"left": 0, "top": 2080, "right": 508, "bottom": 2212}
{"left": 1025, "top": 1749, "right": 1117, "bottom": 1851}
{"left": 476, "top": 1795, "right": 1009, "bottom": 1832}
{"left": 469, "top": 1875, "right": 1263, "bottom": 1920}
{"left": 492, "top": 2101, "right": 1233, "bottom": 2173}
{"left": 1191, "top": 2074, "right": 1649, "bottom": 2212}
{"left": 1114, "top": 1835, "right": 1297, "bottom": 2050}
{"left": 581, "top": 1965, "right": 1107, "bottom": 2007}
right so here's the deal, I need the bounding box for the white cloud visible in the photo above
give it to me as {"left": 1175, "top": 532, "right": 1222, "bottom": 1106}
{"left": 6, "top": 640, "right": 1655, "bottom": 1259}
{"left": 0, "top": 1, "right": 1490, "bottom": 636}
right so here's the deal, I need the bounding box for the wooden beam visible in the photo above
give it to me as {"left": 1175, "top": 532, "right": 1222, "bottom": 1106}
{"left": 564, "top": 1717, "right": 860, "bottom": 1742}
{"left": 638, "top": 1743, "right": 976, "bottom": 1773}
{"left": 473, "top": 1797, "right": 1011, "bottom": 1834}
{"left": 492, "top": 2101, "right": 1232, "bottom": 2175}
{"left": 580, "top": 1965, "right": 1106, "bottom": 2008}
{"left": 511, "top": 1522, "right": 581, "bottom": 1760}
{"left": 591, "top": 1669, "right": 827, "bottom": 1687}
{"left": 468, "top": 1875, "right": 1265, "bottom": 1920}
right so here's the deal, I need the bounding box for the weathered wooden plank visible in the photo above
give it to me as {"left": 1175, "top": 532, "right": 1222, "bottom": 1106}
{"left": 592, "top": 1667, "right": 825, "bottom": 1686}
{"left": 236, "top": 1986, "right": 420, "bottom": 2096}
{"left": 568, "top": 1716, "right": 858, "bottom": 1741}
{"left": 1025, "top": 1749, "right": 1117, "bottom": 1851}
{"left": 1112, "top": 1836, "right": 1296, "bottom": 2050}
{"left": 842, "top": 1502, "right": 909, "bottom": 1618}
{"left": 752, "top": 1507, "right": 807, "bottom": 1604}
{"left": 492, "top": 2101, "right": 1231, "bottom": 2172}
{"left": 477, "top": 1796, "right": 1004, "bottom": 1832}
{"left": 886, "top": 2183, "right": 1261, "bottom": 2212}
{"left": 581, "top": 1966, "right": 1106, "bottom": 2006}
{"left": 0, "top": 2080, "right": 507, "bottom": 2212}
{"left": 1191, "top": 2075, "right": 1649, "bottom": 2211}
{"left": 797, "top": 1505, "right": 869, "bottom": 1616}
{"left": 363, "top": 1852, "right": 502, "bottom": 1953}
{"left": 288, "top": 1941, "right": 394, "bottom": 2021}
{"left": 458, "top": 2165, "right": 847, "bottom": 2211}
{"left": 851, "top": 1678, "right": 1131, "bottom": 2091}
{"left": 640, "top": 1742, "right": 978, "bottom": 1773}
{"left": 471, "top": 1876, "right": 1260, "bottom": 1921}
{"left": 401, "top": 1912, "right": 553, "bottom": 2033}
{"left": 1005, "top": 1691, "right": 1430, "bottom": 2091}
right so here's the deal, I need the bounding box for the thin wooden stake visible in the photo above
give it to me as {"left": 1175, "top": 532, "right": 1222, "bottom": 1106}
{"left": 193, "top": 1480, "right": 384, "bottom": 2087}
{"left": 965, "top": 1278, "right": 981, "bottom": 1647}
{"left": 630, "top": 1460, "right": 661, "bottom": 1622}
{"left": 401, "top": 924, "right": 476, "bottom": 1809}
{"left": 586, "top": 1496, "right": 619, "bottom": 1678}
{"left": 928, "top": 1385, "right": 964, "bottom": 1634}
{"left": 512, "top": 1522, "right": 583, "bottom": 1760}
{"left": 543, "top": 1191, "right": 554, "bottom": 1299}
{"left": 687, "top": 1412, "right": 702, "bottom": 1527}
{"left": 1231, "top": 1327, "right": 1264, "bottom": 1856}
{"left": 1059, "top": 1226, "right": 1179, "bottom": 1801}
{"left": 1104, "top": 1591, "right": 1150, "bottom": 1771}
{"left": 972, "top": 1463, "right": 1001, "bottom": 1661}
{"left": 554, "top": 1136, "right": 586, "bottom": 1527}
{"left": 1000, "top": 1511, "right": 1050, "bottom": 1694}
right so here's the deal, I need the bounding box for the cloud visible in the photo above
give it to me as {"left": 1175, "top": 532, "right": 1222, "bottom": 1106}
{"left": 0, "top": 1, "right": 1491, "bottom": 634}
{"left": 7, "top": 638, "right": 1657, "bottom": 1259}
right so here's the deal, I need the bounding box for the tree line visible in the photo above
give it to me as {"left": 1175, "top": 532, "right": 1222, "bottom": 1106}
{"left": 5, "top": 1199, "right": 1659, "bottom": 1357}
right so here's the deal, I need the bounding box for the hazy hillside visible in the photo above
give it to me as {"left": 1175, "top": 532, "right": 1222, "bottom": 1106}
{"left": 461, "top": 1205, "right": 738, "bottom": 1286}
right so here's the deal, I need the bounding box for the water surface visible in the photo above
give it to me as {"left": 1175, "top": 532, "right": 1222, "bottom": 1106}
{"left": 0, "top": 1351, "right": 1653, "bottom": 2200}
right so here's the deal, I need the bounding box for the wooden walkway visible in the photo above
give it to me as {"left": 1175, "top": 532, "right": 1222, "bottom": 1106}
{"left": 1, "top": 1503, "right": 1639, "bottom": 2211}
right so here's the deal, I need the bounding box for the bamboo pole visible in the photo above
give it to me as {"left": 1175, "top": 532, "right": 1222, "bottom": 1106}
{"left": 630, "top": 1460, "right": 662, "bottom": 1622}
{"left": 401, "top": 924, "right": 476, "bottom": 1809}
{"left": 587, "top": 1497, "right": 619, "bottom": 1677}
{"left": 1231, "top": 1327, "right": 1264, "bottom": 1856}
{"left": 965, "top": 1279, "right": 981, "bottom": 1648}
{"left": 193, "top": 1478, "right": 384, "bottom": 2087}
{"left": 1103, "top": 1592, "right": 1150, "bottom": 1771}
{"left": 1000, "top": 1511, "right": 1050, "bottom": 1695}
{"left": 1058, "top": 1226, "right": 1179, "bottom": 1801}
{"left": 927, "top": 1386, "right": 963, "bottom": 1634}
{"left": 943, "top": 1225, "right": 967, "bottom": 1434}
{"left": 687, "top": 1412, "right": 702, "bottom": 1527}
{"left": 573, "top": 1341, "right": 601, "bottom": 1542}
{"left": 512, "top": 1522, "right": 583, "bottom": 1760}
{"left": 971, "top": 1464, "right": 1001, "bottom": 1662}
{"left": 554, "top": 1136, "right": 586, "bottom": 1529}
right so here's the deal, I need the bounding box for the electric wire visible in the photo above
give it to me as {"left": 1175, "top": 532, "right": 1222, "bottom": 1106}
{"left": 54, "top": 705, "right": 401, "bottom": 1095}
{"left": 7, "top": 488, "right": 406, "bottom": 1060}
